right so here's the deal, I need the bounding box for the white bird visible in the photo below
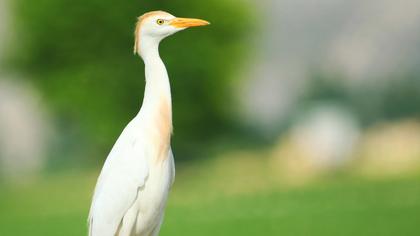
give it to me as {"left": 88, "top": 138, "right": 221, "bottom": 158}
{"left": 88, "top": 11, "right": 209, "bottom": 236}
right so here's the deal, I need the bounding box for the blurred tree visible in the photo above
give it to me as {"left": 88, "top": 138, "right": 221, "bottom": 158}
{"left": 299, "top": 73, "right": 420, "bottom": 128}
{"left": 10, "top": 0, "right": 255, "bottom": 165}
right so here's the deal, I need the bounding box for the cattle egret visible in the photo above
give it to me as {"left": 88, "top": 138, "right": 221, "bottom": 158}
{"left": 88, "top": 11, "right": 209, "bottom": 236}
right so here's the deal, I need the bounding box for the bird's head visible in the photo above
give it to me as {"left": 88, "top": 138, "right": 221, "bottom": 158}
{"left": 134, "top": 11, "right": 209, "bottom": 57}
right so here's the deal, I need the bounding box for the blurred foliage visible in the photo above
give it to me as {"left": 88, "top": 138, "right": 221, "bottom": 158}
{"left": 9, "top": 0, "right": 255, "bottom": 164}
{"left": 299, "top": 73, "right": 420, "bottom": 127}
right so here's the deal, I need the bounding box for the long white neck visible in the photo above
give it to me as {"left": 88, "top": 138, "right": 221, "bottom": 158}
{"left": 138, "top": 37, "right": 172, "bottom": 152}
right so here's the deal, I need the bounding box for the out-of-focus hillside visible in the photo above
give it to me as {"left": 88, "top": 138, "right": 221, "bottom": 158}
{"left": 242, "top": 0, "right": 420, "bottom": 131}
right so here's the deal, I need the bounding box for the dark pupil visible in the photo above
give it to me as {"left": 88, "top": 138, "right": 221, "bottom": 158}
{"left": 158, "top": 20, "right": 163, "bottom": 24}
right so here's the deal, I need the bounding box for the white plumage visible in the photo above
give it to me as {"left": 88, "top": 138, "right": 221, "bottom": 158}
{"left": 88, "top": 11, "right": 209, "bottom": 236}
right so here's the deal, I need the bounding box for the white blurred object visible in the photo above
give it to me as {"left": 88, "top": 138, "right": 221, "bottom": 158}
{"left": 270, "top": 104, "right": 360, "bottom": 183}
{"left": 290, "top": 105, "right": 360, "bottom": 169}
{"left": 0, "top": 0, "right": 49, "bottom": 180}
{"left": 0, "top": 78, "right": 50, "bottom": 180}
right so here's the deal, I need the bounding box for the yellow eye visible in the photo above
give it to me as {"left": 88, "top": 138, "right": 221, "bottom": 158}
{"left": 156, "top": 19, "right": 165, "bottom": 25}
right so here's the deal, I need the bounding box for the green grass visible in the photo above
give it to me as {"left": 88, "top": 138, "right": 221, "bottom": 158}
{"left": 163, "top": 176, "right": 420, "bottom": 236}
{"left": 1, "top": 170, "right": 419, "bottom": 236}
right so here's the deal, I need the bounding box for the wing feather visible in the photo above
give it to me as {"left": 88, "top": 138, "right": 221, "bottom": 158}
{"left": 88, "top": 119, "right": 149, "bottom": 236}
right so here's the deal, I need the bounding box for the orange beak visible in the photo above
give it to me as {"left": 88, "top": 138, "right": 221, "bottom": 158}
{"left": 170, "top": 17, "right": 210, "bottom": 28}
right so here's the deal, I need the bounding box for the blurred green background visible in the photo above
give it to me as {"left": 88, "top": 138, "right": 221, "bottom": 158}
{"left": 1, "top": 0, "right": 420, "bottom": 235}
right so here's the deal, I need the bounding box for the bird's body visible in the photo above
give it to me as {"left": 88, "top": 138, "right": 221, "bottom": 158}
{"left": 88, "top": 11, "right": 209, "bottom": 236}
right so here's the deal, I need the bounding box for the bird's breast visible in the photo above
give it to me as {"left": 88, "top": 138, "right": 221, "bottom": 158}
{"left": 141, "top": 97, "right": 172, "bottom": 164}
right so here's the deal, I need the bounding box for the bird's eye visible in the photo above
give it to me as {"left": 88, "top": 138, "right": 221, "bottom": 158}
{"left": 156, "top": 19, "right": 165, "bottom": 25}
